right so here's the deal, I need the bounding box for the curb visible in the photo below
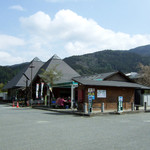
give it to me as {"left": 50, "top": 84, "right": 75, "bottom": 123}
{"left": 32, "top": 106, "right": 148, "bottom": 117}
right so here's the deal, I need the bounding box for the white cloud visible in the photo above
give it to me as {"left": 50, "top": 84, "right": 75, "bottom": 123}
{"left": 0, "top": 34, "right": 25, "bottom": 65}
{"left": 9, "top": 5, "right": 25, "bottom": 11}
{"left": 20, "top": 9, "right": 150, "bottom": 57}
{"left": 0, "top": 34, "right": 25, "bottom": 49}
{"left": 0, "top": 51, "right": 23, "bottom": 66}
{"left": 20, "top": 11, "right": 51, "bottom": 32}
{"left": 1, "top": 9, "right": 150, "bottom": 65}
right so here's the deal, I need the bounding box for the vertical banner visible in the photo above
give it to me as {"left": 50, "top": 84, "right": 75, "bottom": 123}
{"left": 36, "top": 83, "right": 39, "bottom": 99}
{"left": 41, "top": 82, "right": 44, "bottom": 100}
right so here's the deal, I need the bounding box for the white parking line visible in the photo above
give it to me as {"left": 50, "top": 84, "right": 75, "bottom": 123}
{"left": 37, "top": 121, "right": 49, "bottom": 124}
{"left": 144, "top": 120, "right": 150, "bottom": 123}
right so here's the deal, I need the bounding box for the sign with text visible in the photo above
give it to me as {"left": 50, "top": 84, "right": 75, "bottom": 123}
{"left": 88, "top": 88, "right": 95, "bottom": 100}
{"left": 118, "top": 96, "right": 123, "bottom": 112}
{"left": 97, "top": 90, "right": 106, "bottom": 98}
{"left": 88, "top": 95, "right": 93, "bottom": 113}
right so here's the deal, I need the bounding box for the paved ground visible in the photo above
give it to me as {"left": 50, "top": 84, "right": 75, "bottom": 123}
{"left": 0, "top": 104, "right": 150, "bottom": 150}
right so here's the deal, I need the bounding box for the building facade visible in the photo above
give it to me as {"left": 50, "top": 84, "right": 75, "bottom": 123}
{"left": 73, "top": 72, "right": 150, "bottom": 112}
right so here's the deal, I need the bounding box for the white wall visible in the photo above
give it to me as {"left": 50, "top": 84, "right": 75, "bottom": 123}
{"left": 0, "top": 92, "right": 8, "bottom": 100}
{"left": 144, "top": 94, "right": 150, "bottom": 106}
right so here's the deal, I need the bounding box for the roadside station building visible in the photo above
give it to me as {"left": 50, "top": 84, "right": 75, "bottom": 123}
{"left": 3, "top": 57, "right": 44, "bottom": 101}
{"left": 32, "top": 54, "right": 80, "bottom": 108}
{"left": 73, "top": 71, "right": 150, "bottom": 112}
{"left": 4, "top": 55, "right": 80, "bottom": 108}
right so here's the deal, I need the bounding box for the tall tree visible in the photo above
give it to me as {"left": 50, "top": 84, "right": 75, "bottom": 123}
{"left": 40, "top": 65, "right": 62, "bottom": 89}
{"left": 40, "top": 65, "right": 62, "bottom": 105}
{"left": 137, "top": 63, "right": 150, "bottom": 86}
{"left": 0, "top": 83, "right": 4, "bottom": 93}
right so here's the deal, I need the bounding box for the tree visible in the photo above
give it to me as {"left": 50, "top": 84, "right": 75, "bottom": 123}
{"left": 40, "top": 65, "right": 62, "bottom": 88}
{"left": 40, "top": 65, "right": 62, "bottom": 105}
{"left": 137, "top": 63, "right": 150, "bottom": 86}
{"left": 0, "top": 83, "right": 4, "bottom": 93}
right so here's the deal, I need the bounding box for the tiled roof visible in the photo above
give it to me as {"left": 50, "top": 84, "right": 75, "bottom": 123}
{"left": 73, "top": 73, "right": 150, "bottom": 89}
{"left": 73, "top": 72, "right": 116, "bottom": 81}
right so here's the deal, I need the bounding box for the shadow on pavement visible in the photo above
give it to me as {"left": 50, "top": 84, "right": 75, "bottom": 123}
{"left": 43, "top": 112, "right": 72, "bottom": 116}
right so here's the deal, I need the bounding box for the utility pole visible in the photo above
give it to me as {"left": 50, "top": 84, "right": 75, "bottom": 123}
{"left": 23, "top": 73, "right": 29, "bottom": 106}
{"left": 30, "top": 64, "right": 35, "bottom": 106}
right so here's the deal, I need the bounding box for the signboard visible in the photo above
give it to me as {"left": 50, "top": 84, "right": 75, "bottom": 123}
{"left": 118, "top": 96, "right": 123, "bottom": 112}
{"left": 88, "top": 88, "right": 95, "bottom": 113}
{"left": 97, "top": 90, "right": 106, "bottom": 98}
{"left": 88, "top": 95, "right": 93, "bottom": 103}
{"left": 88, "top": 95, "right": 93, "bottom": 114}
{"left": 88, "top": 88, "right": 95, "bottom": 100}
{"left": 119, "top": 96, "right": 123, "bottom": 102}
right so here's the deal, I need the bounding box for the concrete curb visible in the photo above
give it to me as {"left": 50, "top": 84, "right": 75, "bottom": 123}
{"left": 2, "top": 103, "right": 150, "bottom": 116}
{"left": 32, "top": 106, "right": 148, "bottom": 117}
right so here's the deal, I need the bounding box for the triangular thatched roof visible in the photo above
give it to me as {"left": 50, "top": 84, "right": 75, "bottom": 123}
{"left": 38, "top": 54, "right": 80, "bottom": 84}
{"left": 4, "top": 57, "right": 44, "bottom": 89}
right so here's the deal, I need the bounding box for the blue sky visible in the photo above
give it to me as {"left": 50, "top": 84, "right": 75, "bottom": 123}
{"left": 0, "top": 0, "right": 150, "bottom": 65}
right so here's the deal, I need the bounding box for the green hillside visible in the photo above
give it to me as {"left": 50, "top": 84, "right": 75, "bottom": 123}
{"left": 64, "top": 50, "right": 150, "bottom": 75}
{"left": 129, "top": 44, "right": 150, "bottom": 56}
{"left": 0, "top": 63, "right": 28, "bottom": 84}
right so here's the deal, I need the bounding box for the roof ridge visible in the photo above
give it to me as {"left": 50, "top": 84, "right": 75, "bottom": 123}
{"left": 51, "top": 54, "right": 61, "bottom": 60}
{"left": 31, "top": 57, "right": 42, "bottom": 63}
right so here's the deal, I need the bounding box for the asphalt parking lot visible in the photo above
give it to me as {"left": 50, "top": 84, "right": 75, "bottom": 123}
{"left": 0, "top": 104, "right": 150, "bottom": 150}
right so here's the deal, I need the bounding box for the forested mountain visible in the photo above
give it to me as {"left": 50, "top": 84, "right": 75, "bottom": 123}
{"left": 64, "top": 50, "right": 150, "bottom": 75}
{"left": 0, "top": 63, "right": 28, "bottom": 84}
{"left": 0, "top": 45, "right": 150, "bottom": 84}
{"left": 129, "top": 44, "right": 150, "bottom": 56}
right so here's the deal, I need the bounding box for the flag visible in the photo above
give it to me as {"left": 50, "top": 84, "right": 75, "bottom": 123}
{"left": 36, "top": 83, "right": 39, "bottom": 98}
{"left": 41, "top": 82, "right": 44, "bottom": 98}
